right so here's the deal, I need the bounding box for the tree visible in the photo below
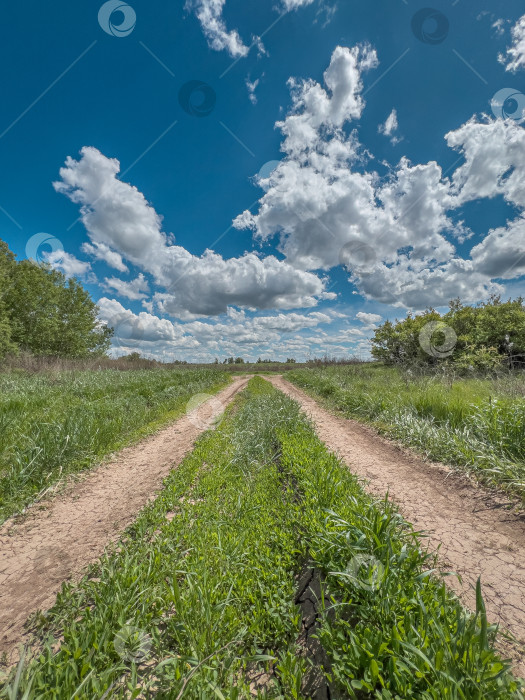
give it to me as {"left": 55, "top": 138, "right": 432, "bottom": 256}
{"left": 0, "top": 241, "right": 16, "bottom": 358}
{"left": 125, "top": 352, "right": 142, "bottom": 362}
{"left": 0, "top": 238, "right": 112, "bottom": 358}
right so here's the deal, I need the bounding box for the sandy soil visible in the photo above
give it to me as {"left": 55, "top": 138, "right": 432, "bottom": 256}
{"left": 269, "top": 376, "right": 525, "bottom": 675}
{"left": 0, "top": 377, "right": 249, "bottom": 663}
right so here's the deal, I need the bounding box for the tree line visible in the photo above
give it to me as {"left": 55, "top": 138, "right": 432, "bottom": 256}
{"left": 4, "top": 235, "right": 524, "bottom": 371}
{"left": 371, "top": 296, "right": 525, "bottom": 371}
{"left": 0, "top": 239, "right": 112, "bottom": 358}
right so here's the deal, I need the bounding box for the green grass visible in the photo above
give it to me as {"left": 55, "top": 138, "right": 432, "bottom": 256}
{"left": 2, "top": 378, "right": 521, "bottom": 698}
{"left": 287, "top": 364, "right": 525, "bottom": 498}
{"left": 0, "top": 368, "right": 228, "bottom": 524}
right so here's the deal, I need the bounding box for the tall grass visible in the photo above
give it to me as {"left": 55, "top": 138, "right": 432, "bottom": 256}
{"left": 288, "top": 364, "right": 525, "bottom": 498}
{"left": 0, "top": 368, "right": 228, "bottom": 523}
{"left": 2, "top": 379, "right": 521, "bottom": 698}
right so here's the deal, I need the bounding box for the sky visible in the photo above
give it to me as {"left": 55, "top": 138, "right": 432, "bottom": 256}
{"left": 1, "top": 0, "right": 525, "bottom": 362}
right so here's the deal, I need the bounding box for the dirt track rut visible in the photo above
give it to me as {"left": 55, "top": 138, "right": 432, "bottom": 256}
{"left": 269, "top": 375, "right": 525, "bottom": 675}
{"left": 0, "top": 377, "right": 249, "bottom": 662}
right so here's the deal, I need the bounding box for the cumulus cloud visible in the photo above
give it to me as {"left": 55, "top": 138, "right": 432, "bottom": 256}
{"left": 96, "top": 297, "right": 349, "bottom": 361}
{"left": 378, "top": 109, "right": 401, "bottom": 145}
{"left": 54, "top": 147, "right": 330, "bottom": 318}
{"left": 54, "top": 147, "right": 167, "bottom": 270}
{"left": 55, "top": 43, "right": 525, "bottom": 352}
{"left": 356, "top": 311, "right": 381, "bottom": 325}
{"left": 152, "top": 250, "right": 332, "bottom": 319}
{"left": 234, "top": 46, "right": 525, "bottom": 309}
{"left": 45, "top": 250, "right": 95, "bottom": 281}
{"left": 185, "top": 0, "right": 249, "bottom": 57}
{"left": 274, "top": 44, "right": 378, "bottom": 157}
{"left": 355, "top": 257, "right": 500, "bottom": 308}
{"left": 447, "top": 118, "right": 525, "bottom": 208}
{"left": 103, "top": 273, "right": 150, "bottom": 301}
{"left": 81, "top": 241, "right": 128, "bottom": 273}
{"left": 470, "top": 216, "right": 525, "bottom": 279}
{"left": 499, "top": 14, "right": 525, "bottom": 72}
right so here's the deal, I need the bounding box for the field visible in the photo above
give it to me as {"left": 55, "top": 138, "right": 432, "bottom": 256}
{"left": 2, "top": 378, "right": 522, "bottom": 698}
{"left": 288, "top": 364, "right": 525, "bottom": 499}
{"left": 0, "top": 368, "right": 228, "bottom": 524}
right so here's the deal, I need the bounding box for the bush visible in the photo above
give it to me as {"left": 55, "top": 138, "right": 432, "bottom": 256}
{"left": 371, "top": 296, "right": 525, "bottom": 370}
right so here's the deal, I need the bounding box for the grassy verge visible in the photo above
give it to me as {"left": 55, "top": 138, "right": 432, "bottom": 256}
{"left": 287, "top": 365, "right": 525, "bottom": 499}
{"left": 0, "top": 368, "right": 228, "bottom": 524}
{"left": 2, "top": 378, "right": 521, "bottom": 698}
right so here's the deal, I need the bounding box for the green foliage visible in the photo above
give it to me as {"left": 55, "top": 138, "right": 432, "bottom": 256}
{"left": 371, "top": 296, "right": 525, "bottom": 369}
{"left": 371, "top": 311, "right": 443, "bottom": 366}
{"left": 0, "top": 241, "right": 16, "bottom": 358}
{"left": 453, "top": 345, "right": 502, "bottom": 373}
{"left": 0, "top": 238, "right": 112, "bottom": 359}
{"left": 1, "top": 379, "right": 521, "bottom": 698}
{"left": 288, "top": 364, "right": 525, "bottom": 498}
{"left": 0, "top": 368, "right": 228, "bottom": 523}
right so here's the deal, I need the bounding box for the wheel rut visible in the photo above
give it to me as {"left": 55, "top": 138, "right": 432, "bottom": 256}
{"left": 269, "top": 375, "right": 525, "bottom": 676}
{"left": 0, "top": 377, "right": 249, "bottom": 663}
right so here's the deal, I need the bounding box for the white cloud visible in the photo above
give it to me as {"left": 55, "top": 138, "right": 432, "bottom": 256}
{"left": 151, "top": 250, "right": 330, "bottom": 319}
{"left": 281, "top": 0, "right": 315, "bottom": 9}
{"left": 45, "top": 250, "right": 94, "bottom": 281}
{"left": 96, "top": 298, "right": 353, "bottom": 361}
{"left": 81, "top": 241, "right": 129, "bottom": 273}
{"left": 185, "top": 0, "right": 323, "bottom": 61}
{"left": 378, "top": 109, "right": 401, "bottom": 145}
{"left": 492, "top": 18, "right": 506, "bottom": 37}
{"left": 246, "top": 77, "right": 261, "bottom": 105}
{"left": 447, "top": 118, "right": 525, "bottom": 209}
{"left": 234, "top": 46, "right": 525, "bottom": 310}
{"left": 470, "top": 216, "right": 525, "bottom": 279}
{"left": 55, "top": 44, "right": 525, "bottom": 354}
{"left": 54, "top": 147, "right": 167, "bottom": 271}
{"left": 274, "top": 44, "right": 378, "bottom": 157}
{"left": 235, "top": 48, "right": 457, "bottom": 290}
{"left": 103, "top": 273, "right": 150, "bottom": 301}
{"left": 354, "top": 257, "right": 500, "bottom": 309}
{"left": 356, "top": 311, "right": 381, "bottom": 325}
{"left": 185, "top": 0, "right": 249, "bottom": 57}
{"left": 499, "top": 14, "right": 525, "bottom": 72}
{"left": 54, "top": 147, "right": 330, "bottom": 318}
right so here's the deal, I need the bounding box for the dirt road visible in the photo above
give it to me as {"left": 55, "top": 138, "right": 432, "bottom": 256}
{"left": 0, "top": 377, "right": 249, "bottom": 663}
{"left": 269, "top": 376, "right": 525, "bottom": 674}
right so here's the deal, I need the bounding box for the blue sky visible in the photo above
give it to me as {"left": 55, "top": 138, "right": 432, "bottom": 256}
{"left": 1, "top": 0, "right": 525, "bottom": 361}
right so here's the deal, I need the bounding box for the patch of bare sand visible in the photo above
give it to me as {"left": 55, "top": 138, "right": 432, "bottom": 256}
{"left": 269, "top": 375, "right": 525, "bottom": 676}
{"left": 0, "top": 377, "right": 249, "bottom": 663}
